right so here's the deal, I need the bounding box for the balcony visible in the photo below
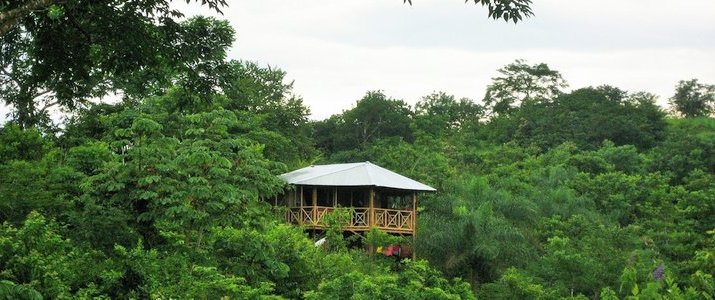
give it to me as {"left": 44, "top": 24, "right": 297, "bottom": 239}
{"left": 285, "top": 206, "right": 415, "bottom": 235}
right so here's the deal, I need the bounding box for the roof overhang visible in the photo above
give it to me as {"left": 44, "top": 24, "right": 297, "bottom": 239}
{"left": 280, "top": 162, "right": 436, "bottom": 192}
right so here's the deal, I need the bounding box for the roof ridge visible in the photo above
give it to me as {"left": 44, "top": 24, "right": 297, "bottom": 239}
{"left": 295, "top": 162, "right": 367, "bottom": 184}
{"left": 364, "top": 161, "right": 376, "bottom": 183}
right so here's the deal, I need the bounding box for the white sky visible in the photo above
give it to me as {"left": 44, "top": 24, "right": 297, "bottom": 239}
{"left": 2, "top": 0, "right": 715, "bottom": 122}
{"left": 219, "top": 0, "right": 715, "bottom": 119}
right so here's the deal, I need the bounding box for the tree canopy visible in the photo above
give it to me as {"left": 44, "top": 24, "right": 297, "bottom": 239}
{"left": 483, "top": 59, "right": 568, "bottom": 116}
{"left": 1, "top": 2, "right": 714, "bottom": 299}
{"left": 669, "top": 79, "right": 715, "bottom": 118}
{"left": 0, "top": 1, "right": 232, "bottom": 129}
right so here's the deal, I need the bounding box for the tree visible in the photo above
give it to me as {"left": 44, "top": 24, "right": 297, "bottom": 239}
{"left": 319, "top": 91, "right": 413, "bottom": 156}
{"left": 0, "top": 123, "right": 52, "bottom": 162}
{"left": 477, "top": 268, "right": 556, "bottom": 299}
{"left": 0, "top": 0, "right": 534, "bottom": 129}
{"left": 0, "top": 212, "right": 105, "bottom": 298}
{"left": 221, "top": 61, "right": 316, "bottom": 167}
{"left": 312, "top": 115, "right": 341, "bottom": 156}
{"left": 304, "top": 260, "right": 475, "bottom": 300}
{"left": 0, "top": 0, "right": 227, "bottom": 37}
{"left": 540, "top": 214, "right": 643, "bottom": 287}
{"left": 363, "top": 137, "right": 455, "bottom": 189}
{"left": 419, "top": 175, "right": 534, "bottom": 283}
{"left": 487, "top": 86, "right": 667, "bottom": 150}
{"left": 3, "top": 0, "right": 532, "bottom": 39}
{"left": 77, "top": 94, "right": 286, "bottom": 251}
{"left": 413, "top": 92, "right": 484, "bottom": 137}
{"left": 0, "top": 1, "right": 232, "bottom": 128}
{"left": 482, "top": 59, "right": 568, "bottom": 116}
{"left": 404, "top": 0, "right": 533, "bottom": 23}
{"left": 56, "top": 102, "right": 129, "bottom": 148}
{"left": 669, "top": 79, "right": 715, "bottom": 118}
{"left": 649, "top": 117, "right": 715, "bottom": 184}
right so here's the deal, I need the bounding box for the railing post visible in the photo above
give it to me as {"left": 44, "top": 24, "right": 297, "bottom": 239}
{"left": 349, "top": 208, "right": 355, "bottom": 227}
{"left": 412, "top": 192, "right": 417, "bottom": 259}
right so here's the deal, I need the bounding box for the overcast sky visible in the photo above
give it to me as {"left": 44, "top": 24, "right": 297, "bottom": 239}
{"left": 3, "top": 0, "right": 715, "bottom": 122}
{"left": 209, "top": 0, "right": 715, "bottom": 120}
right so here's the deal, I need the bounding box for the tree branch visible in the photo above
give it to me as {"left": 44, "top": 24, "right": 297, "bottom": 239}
{"left": 0, "top": 0, "right": 56, "bottom": 37}
{"left": 0, "top": 66, "right": 23, "bottom": 88}
{"left": 37, "top": 99, "right": 58, "bottom": 114}
{"left": 33, "top": 89, "right": 53, "bottom": 101}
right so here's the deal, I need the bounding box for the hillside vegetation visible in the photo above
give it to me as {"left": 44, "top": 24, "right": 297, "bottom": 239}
{"left": 1, "top": 3, "right": 714, "bottom": 299}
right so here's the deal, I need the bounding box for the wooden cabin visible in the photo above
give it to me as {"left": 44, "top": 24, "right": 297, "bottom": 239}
{"left": 275, "top": 162, "right": 435, "bottom": 235}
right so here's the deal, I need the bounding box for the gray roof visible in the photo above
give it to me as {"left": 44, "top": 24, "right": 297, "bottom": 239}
{"left": 280, "top": 162, "right": 436, "bottom": 192}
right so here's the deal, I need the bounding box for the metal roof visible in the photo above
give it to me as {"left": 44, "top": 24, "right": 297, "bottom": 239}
{"left": 280, "top": 162, "right": 436, "bottom": 192}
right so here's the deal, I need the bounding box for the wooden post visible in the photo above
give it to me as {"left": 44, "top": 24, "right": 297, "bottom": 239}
{"left": 368, "top": 188, "right": 376, "bottom": 256}
{"left": 333, "top": 187, "right": 338, "bottom": 207}
{"left": 299, "top": 186, "right": 304, "bottom": 223}
{"left": 312, "top": 187, "right": 318, "bottom": 226}
{"left": 369, "top": 188, "right": 375, "bottom": 228}
{"left": 412, "top": 192, "right": 417, "bottom": 259}
{"left": 312, "top": 187, "right": 317, "bottom": 207}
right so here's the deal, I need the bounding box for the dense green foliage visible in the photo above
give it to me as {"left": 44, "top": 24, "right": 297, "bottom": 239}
{"left": 312, "top": 61, "right": 714, "bottom": 299}
{"left": 2, "top": 58, "right": 714, "bottom": 300}
{"left": 669, "top": 79, "right": 715, "bottom": 118}
{"left": 1, "top": 0, "right": 235, "bottom": 129}
{"left": 0, "top": 9, "right": 471, "bottom": 298}
{"left": 0, "top": 67, "right": 472, "bottom": 298}
{"left": 1, "top": 2, "right": 713, "bottom": 298}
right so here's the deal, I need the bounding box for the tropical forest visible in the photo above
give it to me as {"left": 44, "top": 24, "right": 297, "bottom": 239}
{"left": 0, "top": 0, "right": 714, "bottom": 299}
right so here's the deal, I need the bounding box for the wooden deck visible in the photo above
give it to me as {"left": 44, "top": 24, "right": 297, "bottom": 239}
{"left": 285, "top": 206, "right": 415, "bottom": 234}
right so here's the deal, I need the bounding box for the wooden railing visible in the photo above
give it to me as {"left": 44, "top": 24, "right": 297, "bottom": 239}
{"left": 374, "top": 208, "right": 414, "bottom": 232}
{"left": 285, "top": 206, "right": 414, "bottom": 234}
